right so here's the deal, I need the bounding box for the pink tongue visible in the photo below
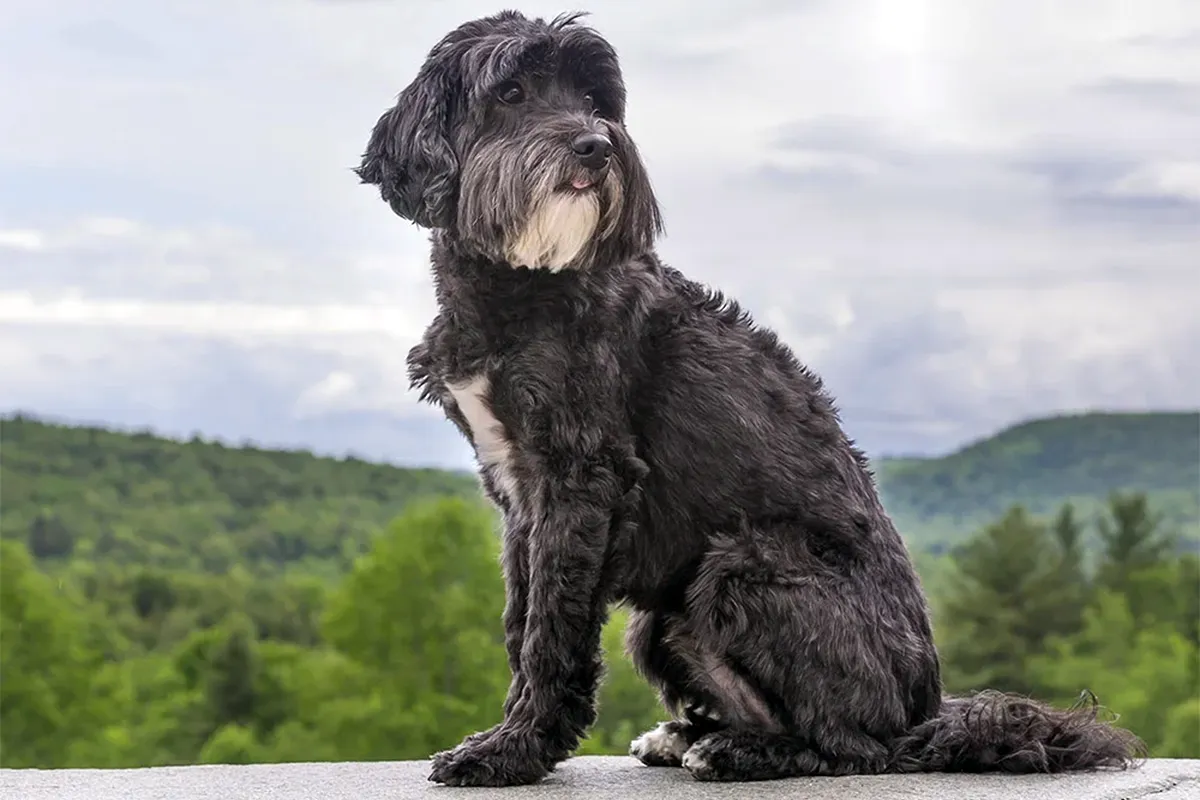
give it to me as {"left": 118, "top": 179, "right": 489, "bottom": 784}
{"left": 571, "top": 177, "right": 593, "bottom": 189}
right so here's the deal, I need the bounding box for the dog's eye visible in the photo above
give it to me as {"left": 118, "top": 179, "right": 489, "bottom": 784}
{"left": 582, "top": 91, "right": 595, "bottom": 110}
{"left": 497, "top": 81, "right": 525, "bottom": 105}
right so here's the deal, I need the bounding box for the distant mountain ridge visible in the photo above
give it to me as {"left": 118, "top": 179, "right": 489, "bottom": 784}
{"left": 875, "top": 411, "right": 1199, "bottom": 549}
{"left": 1, "top": 410, "right": 1195, "bottom": 563}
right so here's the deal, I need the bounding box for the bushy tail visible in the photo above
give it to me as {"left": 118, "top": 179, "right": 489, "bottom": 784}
{"left": 888, "top": 690, "right": 1147, "bottom": 774}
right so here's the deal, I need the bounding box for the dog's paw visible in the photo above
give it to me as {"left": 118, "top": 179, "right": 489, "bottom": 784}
{"left": 630, "top": 721, "right": 689, "bottom": 767}
{"left": 681, "top": 736, "right": 723, "bottom": 782}
{"left": 428, "top": 730, "right": 549, "bottom": 787}
{"left": 681, "top": 745, "right": 715, "bottom": 780}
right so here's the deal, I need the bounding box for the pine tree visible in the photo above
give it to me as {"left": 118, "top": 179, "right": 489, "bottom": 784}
{"left": 1095, "top": 491, "right": 1179, "bottom": 624}
{"left": 1041, "top": 502, "right": 1091, "bottom": 639}
{"left": 937, "top": 505, "right": 1069, "bottom": 697}
{"left": 28, "top": 512, "right": 75, "bottom": 559}
{"left": 204, "top": 614, "right": 262, "bottom": 731}
{"left": 1097, "top": 492, "right": 1176, "bottom": 585}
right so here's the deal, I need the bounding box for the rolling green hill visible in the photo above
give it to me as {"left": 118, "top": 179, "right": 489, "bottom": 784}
{"left": 876, "top": 411, "right": 1199, "bottom": 550}
{"left": 0, "top": 413, "right": 479, "bottom": 576}
{"left": 1, "top": 410, "right": 1196, "bottom": 570}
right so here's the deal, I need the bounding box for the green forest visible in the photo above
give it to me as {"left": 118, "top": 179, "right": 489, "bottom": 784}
{"left": 1, "top": 412, "right": 1197, "bottom": 769}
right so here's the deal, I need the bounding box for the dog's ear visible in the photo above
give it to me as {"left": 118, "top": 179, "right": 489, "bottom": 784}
{"left": 356, "top": 64, "right": 459, "bottom": 229}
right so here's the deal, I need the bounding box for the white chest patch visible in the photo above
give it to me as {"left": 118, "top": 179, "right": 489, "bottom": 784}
{"left": 446, "top": 375, "right": 519, "bottom": 503}
{"left": 506, "top": 191, "right": 601, "bottom": 271}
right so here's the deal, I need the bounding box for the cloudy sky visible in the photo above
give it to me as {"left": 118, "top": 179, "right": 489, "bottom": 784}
{"left": 2, "top": 0, "right": 1197, "bottom": 469}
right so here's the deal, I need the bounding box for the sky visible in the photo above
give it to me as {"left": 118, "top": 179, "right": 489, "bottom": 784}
{"left": 1, "top": 0, "right": 1198, "bottom": 470}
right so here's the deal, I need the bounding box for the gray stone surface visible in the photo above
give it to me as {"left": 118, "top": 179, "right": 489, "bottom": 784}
{"left": 3, "top": 757, "right": 1199, "bottom": 800}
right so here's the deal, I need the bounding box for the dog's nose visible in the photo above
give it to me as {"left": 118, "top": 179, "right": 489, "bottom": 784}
{"left": 571, "top": 133, "right": 612, "bottom": 170}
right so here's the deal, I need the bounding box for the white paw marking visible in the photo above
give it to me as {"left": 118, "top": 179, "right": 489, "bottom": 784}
{"left": 446, "top": 375, "right": 520, "bottom": 503}
{"left": 630, "top": 723, "right": 688, "bottom": 764}
{"left": 682, "top": 747, "right": 709, "bottom": 775}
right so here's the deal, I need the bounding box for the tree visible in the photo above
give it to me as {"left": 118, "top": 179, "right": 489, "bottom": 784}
{"left": 1174, "top": 555, "right": 1200, "bottom": 646}
{"left": 1095, "top": 492, "right": 1183, "bottom": 628}
{"left": 199, "top": 725, "right": 264, "bottom": 765}
{"left": 1052, "top": 502, "right": 1085, "bottom": 570}
{"left": 131, "top": 570, "right": 178, "bottom": 619}
{"left": 1161, "top": 699, "right": 1200, "bottom": 759}
{"left": 1041, "top": 502, "right": 1092, "bottom": 640}
{"left": 204, "top": 614, "right": 263, "bottom": 731}
{"left": 64, "top": 654, "right": 210, "bottom": 768}
{"left": 320, "top": 497, "right": 510, "bottom": 759}
{"left": 0, "top": 541, "right": 105, "bottom": 767}
{"left": 935, "top": 506, "right": 1071, "bottom": 695}
{"left": 1031, "top": 589, "right": 1198, "bottom": 757}
{"left": 28, "top": 511, "right": 75, "bottom": 559}
{"left": 1096, "top": 492, "right": 1176, "bottom": 593}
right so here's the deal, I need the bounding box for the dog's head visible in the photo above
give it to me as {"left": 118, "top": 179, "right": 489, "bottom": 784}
{"left": 356, "top": 11, "right": 663, "bottom": 270}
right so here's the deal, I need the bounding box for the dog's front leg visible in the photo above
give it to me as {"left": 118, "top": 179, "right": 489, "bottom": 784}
{"left": 499, "top": 516, "right": 532, "bottom": 716}
{"left": 428, "top": 456, "right": 617, "bottom": 787}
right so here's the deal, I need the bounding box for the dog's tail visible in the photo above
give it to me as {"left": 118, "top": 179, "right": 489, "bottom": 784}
{"left": 887, "top": 689, "right": 1147, "bottom": 774}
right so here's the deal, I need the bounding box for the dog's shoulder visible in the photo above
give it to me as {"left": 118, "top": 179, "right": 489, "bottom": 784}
{"left": 637, "top": 262, "right": 755, "bottom": 343}
{"left": 633, "top": 259, "right": 826, "bottom": 396}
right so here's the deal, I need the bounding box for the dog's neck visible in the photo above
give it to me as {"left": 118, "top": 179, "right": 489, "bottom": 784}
{"left": 431, "top": 231, "right": 599, "bottom": 306}
{"left": 427, "top": 230, "right": 662, "bottom": 325}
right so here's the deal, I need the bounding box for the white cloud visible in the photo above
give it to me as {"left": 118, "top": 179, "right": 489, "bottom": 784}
{"left": 0, "top": 290, "right": 426, "bottom": 342}
{"left": 0, "top": 228, "right": 45, "bottom": 251}
{"left": 1108, "top": 161, "right": 1200, "bottom": 201}
{"left": 294, "top": 370, "right": 358, "bottom": 418}
{"left": 75, "top": 216, "right": 143, "bottom": 239}
{"left": 0, "top": 215, "right": 436, "bottom": 306}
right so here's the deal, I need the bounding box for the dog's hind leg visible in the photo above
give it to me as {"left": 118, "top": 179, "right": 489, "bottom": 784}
{"left": 670, "top": 529, "right": 918, "bottom": 781}
{"left": 681, "top": 729, "right": 839, "bottom": 780}
{"left": 625, "top": 608, "right": 725, "bottom": 766}
{"left": 665, "top": 624, "right": 893, "bottom": 781}
{"left": 627, "top": 607, "right": 837, "bottom": 779}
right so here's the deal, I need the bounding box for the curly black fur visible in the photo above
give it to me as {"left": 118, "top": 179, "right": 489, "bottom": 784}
{"left": 355, "top": 9, "right": 1145, "bottom": 787}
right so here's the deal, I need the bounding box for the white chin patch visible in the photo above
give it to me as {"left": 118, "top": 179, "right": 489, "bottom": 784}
{"left": 506, "top": 191, "right": 601, "bottom": 271}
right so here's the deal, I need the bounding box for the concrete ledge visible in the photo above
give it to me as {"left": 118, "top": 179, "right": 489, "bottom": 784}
{"left": 3, "top": 757, "right": 1199, "bottom": 800}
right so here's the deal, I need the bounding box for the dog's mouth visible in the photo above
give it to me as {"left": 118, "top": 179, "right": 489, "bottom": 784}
{"left": 563, "top": 168, "right": 607, "bottom": 193}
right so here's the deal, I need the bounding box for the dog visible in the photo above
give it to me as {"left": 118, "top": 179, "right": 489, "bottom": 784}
{"left": 356, "top": 10, "right": 1144, "bottom": 787}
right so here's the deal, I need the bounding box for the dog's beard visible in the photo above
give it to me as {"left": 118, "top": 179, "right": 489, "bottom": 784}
{"left": 457, "top": 129, "right": 628, "bottom": 271}
{"left": 505, "top": 189, "right": 601, "bottom": 271}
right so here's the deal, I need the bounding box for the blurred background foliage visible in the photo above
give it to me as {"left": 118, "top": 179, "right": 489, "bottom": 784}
{"left": 1, "top": 412, "right": 1197, "bottom": 767}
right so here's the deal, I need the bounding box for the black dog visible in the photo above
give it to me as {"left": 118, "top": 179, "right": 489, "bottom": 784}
{"left": 356, "top": 10, "right": 1144, "bottom": 786}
